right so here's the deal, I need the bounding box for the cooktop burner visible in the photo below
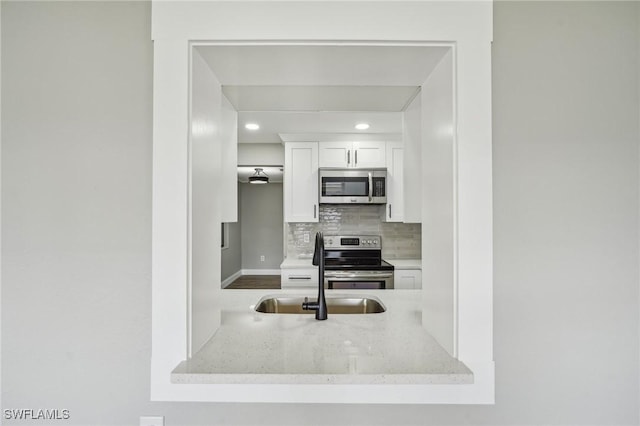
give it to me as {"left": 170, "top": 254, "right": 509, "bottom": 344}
{"left": 324, "top": 259, "right": 394, "bottom": 271}
{"left": 322, "top": 235, "right": 394, "bottom": 272}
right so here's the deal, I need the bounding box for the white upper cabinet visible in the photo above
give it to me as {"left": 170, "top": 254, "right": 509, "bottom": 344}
{"left": 220, "top": 94, "right": 238, "bottom": 222}
{"left": 319, "top": 141, "right": 386, "bottom": 168}
{"left": 318, "top": 141, "right": 350, "bottom": 168}
{"left": 384, "top": 141, "right": 404, "bottom": 222}
{"left": 352, "top": 141, "right": 387, "bottom": 168}
{"left": 284, "top": 142, "right": 319, "bottom": 222}
{"left": 402, "top": 93, "right": 422, "bottom": 223}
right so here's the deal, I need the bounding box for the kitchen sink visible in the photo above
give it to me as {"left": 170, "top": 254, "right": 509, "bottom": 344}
{"left": 255, "top": 295, "right": 386, "bottom": 314}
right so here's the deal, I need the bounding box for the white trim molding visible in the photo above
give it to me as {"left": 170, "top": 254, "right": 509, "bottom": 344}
{"left": 241, "top": 269, "right": 281, "bottom": 276}
{"left": 151, "top": 0, "right": 493, "bottom": 404}
{"left": 221, "top": 270, "right": 242, "bottom": 288}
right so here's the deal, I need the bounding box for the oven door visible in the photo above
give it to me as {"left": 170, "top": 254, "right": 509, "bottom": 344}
{"left": 324, "top": 270, "right": 394, "bottom": 290}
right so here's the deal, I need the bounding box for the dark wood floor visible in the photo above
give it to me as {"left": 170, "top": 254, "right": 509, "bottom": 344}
{"left": 225, "top": 275, "right": 281, "bottom": 289}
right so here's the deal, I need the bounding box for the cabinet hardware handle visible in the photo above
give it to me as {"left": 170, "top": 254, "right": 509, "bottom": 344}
{"left": 389, "top": 204, "right": 392, "bottom": 218}
{"left": 313, "top": 204, "right": 317, "bottom": 218}
{"left": 355, "top": 150, "right": 358, "bottom": 165}
{"left": 347, "top": 150, "right": 350, "bottom": 165}
{"left": 290, "top": 276, "right": 311, "bottom": 280}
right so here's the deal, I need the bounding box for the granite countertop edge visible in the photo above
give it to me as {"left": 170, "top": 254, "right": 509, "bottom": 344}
{"left": 170, "top": 290, "right": 472, "bottom": 386}
{"left": 170, "top": 372, "right": 473, "bottom": 385}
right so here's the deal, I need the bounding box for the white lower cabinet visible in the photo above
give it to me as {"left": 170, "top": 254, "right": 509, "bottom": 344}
{"left": 281, "top": 268, "right": 319, "bottom": 288}
{"left": 394, "top": 269, "right": 422, "bottom": 289}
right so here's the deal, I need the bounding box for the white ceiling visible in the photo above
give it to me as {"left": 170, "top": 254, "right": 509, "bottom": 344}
{"left": 198, "top": 45, "right": 449, "bottom": 86}
{"left": 195, "top": 45, "right": 449, "bottom": 143}
{"left": 222, "top": 85, "right": 419, "bottom": 112}
{"left": 237, "top": 111, "right": 403, "bottom": 144}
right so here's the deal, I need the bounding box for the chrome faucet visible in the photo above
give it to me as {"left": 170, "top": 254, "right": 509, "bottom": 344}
{"left": 302, "top": 231, "right": 328, "bottom": 320}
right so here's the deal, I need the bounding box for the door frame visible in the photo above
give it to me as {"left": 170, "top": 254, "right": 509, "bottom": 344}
{"left": 151, "top": 0, "right": 493, "bottom": 404}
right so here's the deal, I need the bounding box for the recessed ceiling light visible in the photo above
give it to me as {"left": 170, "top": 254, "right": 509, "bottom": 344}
{"left": 355, "top": 123, "right": 370, "bottom": 130}
{"left": 245, "top": 123, "right": 260, "bottom": 130}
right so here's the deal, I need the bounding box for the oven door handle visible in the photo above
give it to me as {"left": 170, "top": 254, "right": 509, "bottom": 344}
{"left": 324, "top": 272, "right": 394, "bottom": 280}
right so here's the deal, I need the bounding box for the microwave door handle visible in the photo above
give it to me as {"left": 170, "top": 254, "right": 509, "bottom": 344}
{"left": 368, "top": 172, "right": 373, "bottom": 202}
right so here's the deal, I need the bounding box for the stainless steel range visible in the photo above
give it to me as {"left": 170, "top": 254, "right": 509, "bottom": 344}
{"left": 322, "top": 235, "right": 394, "bottom": 289}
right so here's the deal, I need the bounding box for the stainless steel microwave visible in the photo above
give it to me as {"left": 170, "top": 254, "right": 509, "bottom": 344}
{"left": 319, "top": 168, "right": 387, "bottom": 204}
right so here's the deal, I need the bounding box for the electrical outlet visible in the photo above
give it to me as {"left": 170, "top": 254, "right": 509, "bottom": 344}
{"left": 140, "top": 416, "right": 164, "bottom": 426}
{"left": 260, "top": 255, "right": 265, "bottom": 262}
{"left": 303, "top": 232, "right": 310, "bottom": 243}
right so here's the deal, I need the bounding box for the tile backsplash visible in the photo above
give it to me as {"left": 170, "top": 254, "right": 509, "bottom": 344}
{"left": 287, "top": 204, "right": 421, "bottom": 259}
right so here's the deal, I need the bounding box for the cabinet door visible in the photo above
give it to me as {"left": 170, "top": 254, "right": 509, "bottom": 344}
{"left": 220, "top": 94, "right": 238, "bottom": 222}
{"left": 385, "top": 142, "right": 404, "bottom": 222}
{"left": 402, "top": 93, "right": 422, "bottom": 223}
{"left": 394, "top": 269, "right": 422, "bottom": 289}
{"left": 352, "top": 141, "right": 386, "bottom": 168}
{"left": 284, "top": 142, "right": 319, "bottom": 222}
{"left": 281, "top": 268, "right": 319, "bottom": 288}
{"left": 319, "top": 141, "right": 351, "bottom": 168}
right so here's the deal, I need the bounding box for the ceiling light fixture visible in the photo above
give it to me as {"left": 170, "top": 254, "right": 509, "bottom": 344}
{"left": 248, "top": 167, "right": 269, "bottom": 184}
{"left": 355, "top": 123, "right": 370, "bottom": 130}
{"left": 245, "top": 123, "right": 260, "bottom": 130}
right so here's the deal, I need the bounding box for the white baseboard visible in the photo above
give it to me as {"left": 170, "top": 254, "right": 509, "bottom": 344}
{"left": 241, "top": 269, "right": 281, "bottom": 276}
{"left": 221, "top": 270, "right": 242, "bottom": 288}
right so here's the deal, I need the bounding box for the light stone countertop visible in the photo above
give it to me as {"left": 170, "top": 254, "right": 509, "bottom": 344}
{"left": 280, "top": 257, "right": 316, "bottom": 269}
{"left": 172, "top": 289, "right": 472, "bottom": 385}
{"left": 386, "top": 259, "right": 422, "bottom": 269}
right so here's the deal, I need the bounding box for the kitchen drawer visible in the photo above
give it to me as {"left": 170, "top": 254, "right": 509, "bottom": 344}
{"left": 394, "top": 269, "right": 422, "bottom": 289}
{"left": 281, "top": 268, "right": 319, "bottom": 288}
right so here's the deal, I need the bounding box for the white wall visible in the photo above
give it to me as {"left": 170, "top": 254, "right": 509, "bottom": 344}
{"left": 239, "top": 183, "right": 284, "bottom": 270}
{"left": 490, "top": 2, "right": 639, "bottom": 423}
{"left": 2, "top": 1, "right": 639, "bottom": 425}
{"left": 220, "top": 221, "right": 241, "bottom": 282}
{"left": 420, "top": 50, "right": 456, "bottom": 355}
{"left": 2, "top": 2, "right": 156, "bottom": 424}
{"left": 238, "top": 143, "right": 284, "bottom": 165}
{"left": 189, "top": 49, "right": 222, "bottom": 354}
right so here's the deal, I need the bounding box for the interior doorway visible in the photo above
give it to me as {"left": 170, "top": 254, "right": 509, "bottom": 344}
{"left": 222, "top": 164, "right": 284, "bottom": 289}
